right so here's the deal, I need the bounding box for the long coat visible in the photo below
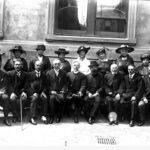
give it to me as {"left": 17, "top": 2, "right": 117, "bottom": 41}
{"left": 46, "top": 69, "right": 67, "bottom": 94}
{"left": 104, "top": 72, "right": 124, "bottom": 96}
{"left": 123, "top": 73, "right": 144, "bottom": 100}
{"left": 27, "top": 71, "right": 47, "bottom": 96}
{"left": 0, "top": 70, "right": 8, "bottom": 94}
{"left": 67, "top": 71, "right": 86, "bottom": 94}
{"left": 29, "top": 55, "right": 51, "bottom": 72}
{"left": 143, "top": 75, "right": 150, "bottom": 100}
{"left": 7, "top": 70, "right": 28, "bottom": 96}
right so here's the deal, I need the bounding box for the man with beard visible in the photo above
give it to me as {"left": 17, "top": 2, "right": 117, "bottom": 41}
{"left": 105, "top": 64, "right": 124, "bottom": 125}
{"left": 84, "top": 61, "right": 104, "bottom": 124}
{"left": 66, "top": 60, "right": 86, "bottom": 123}
{"left": 7, "top": 60, "right": 28, "bottom": 123}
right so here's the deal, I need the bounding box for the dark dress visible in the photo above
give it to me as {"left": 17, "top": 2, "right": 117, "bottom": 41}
{"left": 60, "top": 59, "right": 71, "bottom": 73}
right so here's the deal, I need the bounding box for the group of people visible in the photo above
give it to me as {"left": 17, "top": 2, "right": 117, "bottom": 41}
{"left": 0, "top": 44, "right": 150, "bottom": 128}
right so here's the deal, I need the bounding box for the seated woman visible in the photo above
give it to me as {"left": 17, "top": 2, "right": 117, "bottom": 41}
{"left": 96, "top": 47, "right": 112, "bottom": 75}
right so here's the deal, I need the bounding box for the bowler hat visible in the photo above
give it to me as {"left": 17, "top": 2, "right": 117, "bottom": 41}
{"left": 36, "top": 44, "right": 46, "bottom": 51}
{"left": 88, "top": 61, "right": 99, "bottom": 67}
{"left": 115, "top": 45, "right": 134, "bottom": 54}
{"left": 140, "top": 53, "right": 150, "bottom": 61}
{"left": 9, "top": 45, "right": 26, "bottom": 54}
{"left": 55, "top": 48, "right": 69, "bottom": 55}
{"left": 77, "top": 46, "right": 90, "bottom": 54}
{"left": 96, "top": 47, "right": 109, "bottom": 56}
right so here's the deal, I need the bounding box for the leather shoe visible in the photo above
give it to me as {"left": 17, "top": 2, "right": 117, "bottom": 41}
{"left": 129, "top": 120, "right": 135, "bottom": 127}
{"left": 55, "top": 117, "right": 61, "bottom": 123}
{"left": 74, "top": 116, "right": 78, "bottom": 123}
{"left": 114, "top": 120, "right": 118, "bottom": 125}
{"left": 138, "top": 121, "right": 145, "bottom": 126}
{"left": 49, "top": 117, "right": 54, "bottom": 124}
{"left": 109, "top": 121, "right": 114, "bottom": 125}
{"left": 4, "top": 118, "right": 11, "bottom": 126}
{"left": 29, "top": 118, "right": 37, "bottom": 125}
{"left": 88, "top": 117, "right": 95, "bottom": 124}
{"left": 41, "top": 116, "right": 48, "bottom": 124}
{"left": 12, "top": 117, "right": 17, "bottom": 123}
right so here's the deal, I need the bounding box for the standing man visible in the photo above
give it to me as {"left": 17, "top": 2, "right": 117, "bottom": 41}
{"left": 46, "top": 59, "right": 67, "bottom": 124}
{"left": 121, "top": 64, "right": 144, "bottom": 127}
{"left": 4, "top": 45, "right": 28, "bottom": 72}
{"left": 84, "top": 61, "right": 104, "bottom": 124}
{"left": 76, "top": 46, "right": 91, "bottom": 75}
{"left": 7, "top": 60, "right": 28, "bottom": 123}
{"left": 29, "top": 44, "right": 51, "bottom": 73}
{"left": 55, "top": 48, "right": 71, "bottom": 73}
{"left": 28, "top": 60, "right": 48, "bottom": 125}
{"left": 0, "top": 52, "right": 11, "bottom": 126}
{"left": 67, "top": 60, "right": 86, "bottom": 123}
{"left": 105, "top": 64, "right": 124, "bottom": 125}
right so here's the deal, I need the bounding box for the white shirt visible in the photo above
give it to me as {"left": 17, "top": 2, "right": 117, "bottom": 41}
{"left": 54, "top": 69, "right": 59, "bottom": 76}
{"left": 76, "top": 57, "right": 91, "bottom": 75}
{"left": 37, "top": 56, "right": 43, "bottom": 63}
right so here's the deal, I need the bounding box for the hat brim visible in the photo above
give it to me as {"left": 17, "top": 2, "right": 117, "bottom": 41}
{"left": 77, "top": 47, "right": 90, "bottom": 54}
{"left": 10, "top": 49, "right": 26, "bottom": 54}
{"left": 55, "top": 51, "right": 69, "bottom": 55}
{"left": 115, "top": 47, "right": 134, "bottom": 54}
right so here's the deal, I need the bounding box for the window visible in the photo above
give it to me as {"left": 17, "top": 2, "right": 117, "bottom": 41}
{"left": 46, "top": 0, "right": 137, "bottom": 44}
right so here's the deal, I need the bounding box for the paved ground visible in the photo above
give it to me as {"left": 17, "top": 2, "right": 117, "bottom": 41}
{"left": 0, "top": 113, "right": 150, "bottom": 150}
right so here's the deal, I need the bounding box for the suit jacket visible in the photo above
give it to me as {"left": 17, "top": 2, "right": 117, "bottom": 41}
{"left": 29, "top": 55, "right": 51, "bottom": 72}
{"left": 46, "top": 69, "right": 67, "bottom": 94}
{"left": 27, "top": 71, "right": 47, "bottom": 96}
{"left": 86, "top": 73, "right": 104, "bottom": 95}
{"left": 0, "top": 70, "right": 8, "bottom": 94}
{"left": 143, "top": 75, "right": 150, "bottom": 99}
{"left": 123, "top": 73, "right": 144, "bottom": 100}
{"left": 7, "top": 70, "right": 28, "bottom": 96}
{"left": 104, "top": 72, "right": 124, "bottom": 96}
{"left": 67, "top": 71, "right": 86, "bottom": 94}
{"left": 4, "top": 58, "right": 28, "bottom": 72}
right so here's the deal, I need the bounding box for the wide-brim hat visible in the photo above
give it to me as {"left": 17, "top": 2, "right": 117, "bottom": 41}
{"left": 9, "top": 45, "right": 26, "bottom": 54}
{"left": 77, "top": 46, "right": 90, "bottom": 54}
{"left": 140, "top": 53, "right": 150, "bottom": 61}
{"left": 88, "top": 61, "right": 99, "bottom": 67}
{"left": 55, "top": 48, "right": 69, "bottom": 55}
{"left": 96, "top": 47, "right": 109, "bottom": 56}
{"left": 115, "top": 44, "right": 134, "bottom": 54}
{"left": 36, "top": 44, "right": 46, "bottom": 51}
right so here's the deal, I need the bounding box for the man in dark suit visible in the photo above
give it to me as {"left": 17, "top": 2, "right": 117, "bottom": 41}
{"left": 46, "top": 59, "right": 67, "bottom": 124}
{"left": 28, "top": 60, "right": 48, "bottom": 125}
{"left": 0, "top": 53, "right": 11, "bottom": 126}
{"left": 29, "top": 44, "right": 51, "bottom": 73}
{"left": 84, "top": 61, "right": 104, "bottom": 124}
{"left": 121, "top": 64, "right": 144, "bottom": 127}
{"left": 7, "top": 60, "right": 28, "bottom": 123}
{"left": 105, "top": 64, "right": 124, "bottom": 125}
{"left": 67, "top": 60, "right": 86, "bottom": 123}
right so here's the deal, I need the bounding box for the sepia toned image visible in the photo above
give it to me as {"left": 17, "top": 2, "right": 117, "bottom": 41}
{"left": 0, "top": 0, "right": 150, "bottom": 150}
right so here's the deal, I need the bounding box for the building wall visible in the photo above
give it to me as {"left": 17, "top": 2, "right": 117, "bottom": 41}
{"left": 0, "top": 0, "right": 150, "bottom": 67}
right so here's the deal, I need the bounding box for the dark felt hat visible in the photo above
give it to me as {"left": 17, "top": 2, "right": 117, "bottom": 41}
{"left": 96, "top": 47, "right": 109, "bottom": 56}
{"left": 140, "top": 53, "right": 150, "bottom": 61}
{"left": 77, "top": 46, "right": 90, "bottom": 54}
{"left": 55, "top": 48, "right": 69, "bottom": 55}
{"left": 115, "top": 45, "right": 134, "bottom": 54}
{"left": 88, "top": 61, "right": 99, "bottom": 67}
{"left": 36, "top": 44, "right": 46, "bottom": 51}
{"left": 9, "top": 45, "right": 26, "bottom": 54}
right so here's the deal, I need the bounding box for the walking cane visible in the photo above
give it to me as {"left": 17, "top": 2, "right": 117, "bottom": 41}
{"left": 20, "top": 95, "right": 23, "bottom": 131}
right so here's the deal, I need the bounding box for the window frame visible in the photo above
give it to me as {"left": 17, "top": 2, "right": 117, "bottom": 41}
{"left": 45, "top": 0, "right": 137, "bottom": 44}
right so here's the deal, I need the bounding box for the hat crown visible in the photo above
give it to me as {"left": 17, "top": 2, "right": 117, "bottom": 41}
{"left": 141, "top": 53, "right": 150, "bottom": 60}
{"left": 36, "top": 44, "right": 46, "bottom": 51}
{"left": 77, "top": 46, "right": 90, "bottom": 54}
{"left": 13, "top": 45, "right": 23, "bottom": 50}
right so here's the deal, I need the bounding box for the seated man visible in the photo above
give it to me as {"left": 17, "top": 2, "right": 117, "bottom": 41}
{"left": 121, "top": 64, "right": 144, "bottom": 127}
{"left": 66, "top": 60, "right": 86, "bottom": 123}
{"left": 28, "top": 60, "right": 48, "bottom": 125}
{"left": 105, "top": 64, "right": 124, "bottom": 125}
{"left": 0, "top": 54, "right": 11, "bottom": 126}
{"left": 84, "top": 61, "right": 104, "bottom": 124}
{"left": 46, "top": 59, "right": 67, "bottom": 124}
{"left": 7, "top": 60, "right": 28, "bottom": 123}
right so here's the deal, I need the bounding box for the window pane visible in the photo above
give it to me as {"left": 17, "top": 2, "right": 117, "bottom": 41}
{"left": 55, "top": 0, "right": 88, "bottom": 35}
{"left": 95, "top": 0, "right": 128, "bottom": 37}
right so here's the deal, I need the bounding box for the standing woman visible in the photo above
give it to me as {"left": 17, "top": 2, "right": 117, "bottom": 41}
{"left": 116, "top": 45, "right": 134, "bottom": 75}
{"left": 55, "top": 48, "right": 71, "bottom": 73}
{"left": 4, "top": 45, "right": 28, "bottom": 72}
{"left": 96, "top": 47, "right": 112, "bottom": 75}
{"left": 29, "top": 44, "right": 51, "bottom": 73}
